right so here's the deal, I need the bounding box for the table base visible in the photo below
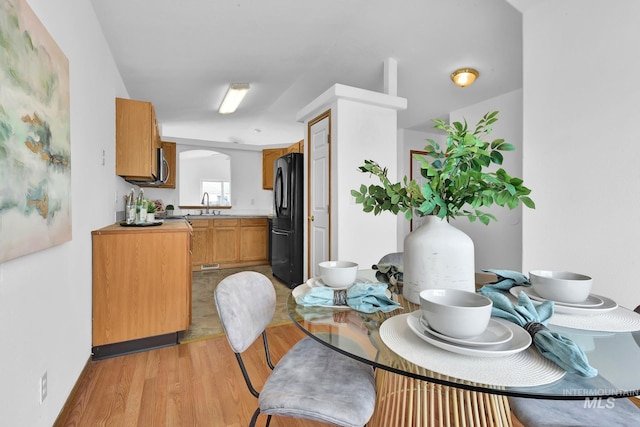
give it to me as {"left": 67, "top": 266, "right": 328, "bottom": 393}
{"left": 370, "top": 369, "right": 514, "bottom": 427}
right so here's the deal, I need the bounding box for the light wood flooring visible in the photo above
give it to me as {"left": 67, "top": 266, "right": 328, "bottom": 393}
{"left": 55, "top": 265, "right": 531, "bottom": 427}
{"left": 55, "top": 322, "right": 330, "bottom": 426}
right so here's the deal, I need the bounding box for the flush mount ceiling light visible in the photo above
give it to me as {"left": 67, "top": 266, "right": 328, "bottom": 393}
{"left": 218, "top": 83, "right": 251, "bottom": 114}
{"left": 450, "top": 68, "right": 479, "bottom": 87}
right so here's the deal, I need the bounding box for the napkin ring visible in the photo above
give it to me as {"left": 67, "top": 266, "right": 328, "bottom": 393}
{"left": 523, "top": 321, "right": 548, "bottom": 338}
{"left": 333, "top": 290, "right": 348, "bottom": 306}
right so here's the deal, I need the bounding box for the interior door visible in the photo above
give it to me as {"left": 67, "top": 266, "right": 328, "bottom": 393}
{"left": 307, "top": 112, "right": 331, "bottom": 279}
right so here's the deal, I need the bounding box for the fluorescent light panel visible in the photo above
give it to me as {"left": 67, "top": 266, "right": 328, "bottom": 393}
{"left": 218, "top": 83, "right": 250, "bottom": 114}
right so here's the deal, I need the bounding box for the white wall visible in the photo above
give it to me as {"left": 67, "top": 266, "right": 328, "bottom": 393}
{"left": 143, "top": 143, "right": 274, "bottom": 216}
{"left": 0, "top": 0, "right": 128, "bottom": 425}
{"left": 334, "top": 98, "right": 400, "bottom": 268}
{"left": 395, "top": 90, "right": 524, "bottom": 271}
{"left": 520, "top": 0, "right": 640, "bottom": 308}
{"left": 396, "top": 128, "right": 444, "bottom": 249}
{"left": 297, "top": 84, "right": 406, "bottom": 273}
{"left": 450, "top": 90, "right": 524, "bottom": 271}
{"left": 179, "top": 151, "right": 230, "bottom": 205}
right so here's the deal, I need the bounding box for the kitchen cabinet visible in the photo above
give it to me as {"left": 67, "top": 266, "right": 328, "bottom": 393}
{"left": 240, "top": 218, "right": 269, "bottom": 261}
{"left": 212, "top": 219, "right": 240, "bottom": 263}
{"left": 148, "top": 141, "right": 176, "bottom": 189}
{"left": 115, "top": 97, "right": 161, "bottom": 181}
{"left": 262, "top": 148, "right": 284, "bottom": 189}
{"left": 191, "top": 217, "right": 269, "bottom": 270}
{"left": 285, "top": 139, "right": 304, "bottom": 154}
{"left": 190, "top": 219, "right": 212, "bottom": 266}
{"left": 262, "top": 140, "right": 303, "bottom": 189}
{"left": 92, "top": 221, "right": 192, "bottom": 350}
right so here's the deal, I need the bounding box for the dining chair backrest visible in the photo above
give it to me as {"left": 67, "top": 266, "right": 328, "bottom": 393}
{"left": 214, "top": 270, "right": 377, "bottom": 427}
{"left": 214, "top": 271, "right": 276, "bottom": 353}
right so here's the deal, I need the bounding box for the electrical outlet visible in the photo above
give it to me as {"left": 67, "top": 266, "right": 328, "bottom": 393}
{"left": 40, "top": 372, "right": 47, "bottom": 404}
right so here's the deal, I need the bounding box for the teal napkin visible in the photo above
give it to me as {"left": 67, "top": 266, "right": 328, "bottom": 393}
{"left": 482, "top": 289, "right": 597, "bottom": 377}
{"left": 478, "top": 269, "right": 530, "bottom": 294}
{"left": 295, "top": 282, "right": 402, "bottom": 314}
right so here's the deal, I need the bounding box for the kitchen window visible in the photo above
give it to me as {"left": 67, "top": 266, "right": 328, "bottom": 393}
{"left": 202, "top": 180, "right": 231, "bottom": 206}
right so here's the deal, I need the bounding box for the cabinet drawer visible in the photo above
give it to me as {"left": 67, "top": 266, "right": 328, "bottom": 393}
{"left": 190, "top": 219, "right": 210, "bottom": 229}
{"left": 240, "top": 218, "right": 267, "bottom": 226}
{"left": 213, "top": 218, "right": 238, "bottom": 226}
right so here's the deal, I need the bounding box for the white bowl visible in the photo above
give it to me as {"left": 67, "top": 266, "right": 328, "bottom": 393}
{"left": 529, "top": 270, "right": 593, "bottom": 303}
{"left": 318, "top": 261, "right": 359, "bottom": 288}
{"left": 419, "top": 289, "right": 493, "bottom": 339}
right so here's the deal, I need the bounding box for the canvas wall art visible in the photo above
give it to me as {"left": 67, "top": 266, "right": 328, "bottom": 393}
{"left": 0, "top": 0, "right": 71, "bottom": 263}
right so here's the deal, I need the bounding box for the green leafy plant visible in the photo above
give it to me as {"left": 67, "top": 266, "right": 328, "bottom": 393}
{"left": 351, "top": 111, "right": 535, "bottom": 225}
{"left": 165, "top": 204, "right": 175, "bottom": 211}
{"left": 146, "top": 200, "right": 157, "bottom": 213}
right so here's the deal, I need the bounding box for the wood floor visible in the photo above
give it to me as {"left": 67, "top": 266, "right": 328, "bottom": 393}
{"left": 55, "top": 323, "right": 330, "bottom": 426}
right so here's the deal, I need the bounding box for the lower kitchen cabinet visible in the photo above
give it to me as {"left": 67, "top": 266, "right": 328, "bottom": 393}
{"left": 240, "top": 218, "right": 269, "bottom": 261}
{"left": 212, "top": 219, "right": 240, "bottom": 263}
{"left": 92, "top": 221, "right": 192, "bottom": 354}
{"left": 192, "top": 217, "right": 269, "bottom": 270}
{"left": 191, "top": 219, "right": 212, "bottom": 266}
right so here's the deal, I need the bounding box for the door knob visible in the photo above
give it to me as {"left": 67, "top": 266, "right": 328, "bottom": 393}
{"left": 309, "top": 215, "right": 315, "bottom": 221}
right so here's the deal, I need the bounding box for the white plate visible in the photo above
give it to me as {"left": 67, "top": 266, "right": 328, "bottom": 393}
{"left": 306, "top": 276, "right": 372, "bottom": 290}
{"left": 406, "top": 311, "right": 531, "bottom": 358}
{"left": 515, "top": 286, "right": 604, "bottom": 308}
{"left": 510, "top": 286, "right": 618, "bottom": 315}
{"left": 419, "top": 315, "right": 513, "bottom": 347}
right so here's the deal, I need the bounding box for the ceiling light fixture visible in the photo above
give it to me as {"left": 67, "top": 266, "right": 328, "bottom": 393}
{"left": 218, "top": 83, "right": 251, "bottom": 114}
{"left": 450, "top": 68, "right": 479, "bottom": 87}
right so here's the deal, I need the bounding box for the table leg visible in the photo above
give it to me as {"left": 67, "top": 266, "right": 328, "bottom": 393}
{"left": 369, "top": 369, "right": 513, "bottom": 427}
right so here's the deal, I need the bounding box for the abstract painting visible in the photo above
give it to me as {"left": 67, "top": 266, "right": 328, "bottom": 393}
{"left": 0, "top": 0, "right": 71, "bottom": 263}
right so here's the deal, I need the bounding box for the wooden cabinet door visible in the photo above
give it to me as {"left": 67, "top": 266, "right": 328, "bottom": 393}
{"left": 116, "top": 97, "right": 158, "bottom": 180}
{"left": 262, "top": 148, "right": 284, "bottom": 189}
{"left": 92, "top": 226, "right": 191, "bottom": 346}
{"left": 285, "top": 139, "right": 304, "bottom": 154}
{"left": 158, "top": 141, "right": 176, "bottom": 189}
{"left": 190, "top": 220, "right": 211, "bottom": 267}
{"left": 212, "top": 219, "right": 239, "bottom": 263}
{"left": 239, "top": 218, "right": 268, "bottom": 262}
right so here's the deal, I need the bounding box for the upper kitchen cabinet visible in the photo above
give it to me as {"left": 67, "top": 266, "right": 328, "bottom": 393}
{"left": 285, "top": 139, "right": 304, "bottom": 154}
{"left": 156, "top": 141, "right": 176, "bottom": 189}
{"left": 115, "top": 97, "right": 162, "bottom": 182}
{"left": 262, "top": 148, "right": 284, "bottom": 189}
{"left": 262, "top": 140, "right": 303, "bottom": 189}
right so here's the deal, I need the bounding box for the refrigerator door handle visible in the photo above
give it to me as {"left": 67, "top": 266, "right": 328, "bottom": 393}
{"left": 272, "top": 229, "right": 289, "bottom": 236}
{"left": 274, "top": 167, "right": 284, "bottom": 216}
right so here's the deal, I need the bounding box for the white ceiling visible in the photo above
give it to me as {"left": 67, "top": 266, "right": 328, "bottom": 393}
{"left": 90, "top": 0, "right": 522, "bottom": 149}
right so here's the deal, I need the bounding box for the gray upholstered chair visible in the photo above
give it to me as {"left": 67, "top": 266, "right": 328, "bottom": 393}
{"left": 509, "top": 374, "right": 640, "bottom": 426}
{"left": 214, "top": 271, "right": 376, "bottom": 427}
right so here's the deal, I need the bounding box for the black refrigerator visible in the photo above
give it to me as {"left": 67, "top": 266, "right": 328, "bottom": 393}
{"left": 271, "top": 152, "right": 304, "bottom": 288}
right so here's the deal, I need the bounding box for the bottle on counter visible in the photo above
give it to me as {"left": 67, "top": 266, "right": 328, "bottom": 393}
{"left": 126, "top": 188, "right": 136, "bottom": 224}
{"left": 136, "top": 189, "right": 147, "bottom": 223}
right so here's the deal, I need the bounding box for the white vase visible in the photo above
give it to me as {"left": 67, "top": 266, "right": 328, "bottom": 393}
{"left": 403, "top": 216, "right": 475, "bottom": 304}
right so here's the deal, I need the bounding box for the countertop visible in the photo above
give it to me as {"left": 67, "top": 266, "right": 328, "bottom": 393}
{"left": 183, "top": 214, "right": 271, "bottom": 220}
{"left": 92, "top": 220, "right": 191, "bottom": 235}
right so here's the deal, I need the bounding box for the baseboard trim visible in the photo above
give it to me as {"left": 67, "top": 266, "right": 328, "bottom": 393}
{"left": 53, "top": 356, "right": 92, "bottom": 427}
{"left": 92, "top": 333, "right": 178, "bottom": 360}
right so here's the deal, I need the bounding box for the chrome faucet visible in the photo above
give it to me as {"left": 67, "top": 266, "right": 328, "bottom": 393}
{"left": 201, "top": 192, "right": 210, "bottom": 214}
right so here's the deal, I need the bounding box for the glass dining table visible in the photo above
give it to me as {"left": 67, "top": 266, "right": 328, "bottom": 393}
{"left": 287, "top": 270, "right": 640, "bottom": 426}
